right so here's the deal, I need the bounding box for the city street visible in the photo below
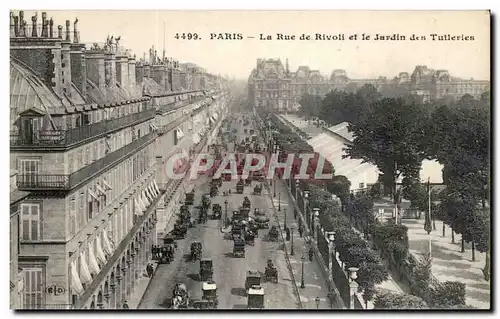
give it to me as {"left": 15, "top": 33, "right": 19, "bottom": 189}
{"left": 138, "top": 117, "right": 301, "bottom": 309}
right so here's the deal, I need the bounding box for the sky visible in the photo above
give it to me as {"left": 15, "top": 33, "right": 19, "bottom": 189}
{"left": 14, "top": 10, "right": 490, "bottom": 81}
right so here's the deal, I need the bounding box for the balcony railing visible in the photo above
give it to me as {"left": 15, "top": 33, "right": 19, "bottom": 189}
{"left": 159, "top": 103, "right": 209, "bottom": 135}
{"left": 21, "top": 304, "right": 75, "bottom": 310}
{"left": 157, "top": 97, "right": 206, "bottom": 115}
{"left": 16, "top": 132, "right": 157, "bottom": 191}
{"left": 11, "top": 108, "right": 155, "bottom": 148}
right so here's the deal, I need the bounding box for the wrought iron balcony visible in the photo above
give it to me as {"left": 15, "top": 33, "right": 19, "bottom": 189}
{"left": 16, "top": 132, "right": 157, "bottom": 191}
{"left": 156, "top": 97, "right": 207, "bottom": 115}
{"left": 11, "top": 108, "right": 156, "bottom": 149}
{"left": 158, "top": 101, "right": 211, "bottom": 135}
{"left": 21, "top": 304, "right": 75, "bottom": 310}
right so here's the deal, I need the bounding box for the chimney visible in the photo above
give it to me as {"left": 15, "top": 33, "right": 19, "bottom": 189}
{"left": 31, "top": 13, "right": 38, "bottom": 37}
{"left": 65, "top": 20, "right": 71, "bottom": 42}
{"left": 61, "top": 42, "right": 72, "bottom": 95}
{"left": 104, "top": 51, "right": 116, "bottom": 87}
{"left": 128, "top": 56, "right": 137, "bottom": 95}
{"left": 41, "top": 12, "right": 48, "bottom": 37}
{"left": 10, "top": 12, "right": 15, "bottom": 37}
{"left": 49, "top": 18, "right": 54, "bottom": 37}
{"left": 115, "top": 54, "right": 129, "bottom": 91}
{"left": 143, "top": 63, "right": 150, "bottom": 79}
{"left": 152, "top": 64, "right": 167, "bottom": 89}
{"left": 57, "top": 25, "right": 63, "bottom": 39}
{"left": 85, "top": 51, "right": 106, "bottom": 91}
{"left": 135, "top": 63, "right": 144, "bottom": 86}
{"left": 19, "top": 11, "right": 26, "bottom": 37}
{"left": 70, "top": 43, "right": 87, "bottom": 99}
{"left": 73, "top": 18, "right": 79, "bottom": 43}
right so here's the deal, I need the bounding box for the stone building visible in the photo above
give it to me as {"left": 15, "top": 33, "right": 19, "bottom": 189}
{"left": 248, "top": 58, "right": 490, "bottom": 109}
{"left": 9, "top": 10, "right": 228, "bottom": 309}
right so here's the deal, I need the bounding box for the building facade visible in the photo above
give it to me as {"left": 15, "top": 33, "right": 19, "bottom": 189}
{"left": 9, "top": 10, "right": 228, "bottom": 309}
{"left": 247, "top": 58, "right": 490, "bottom": 110}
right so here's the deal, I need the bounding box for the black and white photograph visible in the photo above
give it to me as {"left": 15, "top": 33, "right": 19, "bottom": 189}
{"left": 7, "top": 9, "right": 491, "bottom": 311}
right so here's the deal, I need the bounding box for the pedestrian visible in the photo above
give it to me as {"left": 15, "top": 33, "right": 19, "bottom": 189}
{"left": 122, "top": 301, "right": 129, "bottom": 309}
{"left": 146, "top": 263, "right": 153, "bottom": 277}
{"left": 298, "top": 224, "right": 303, "bottom": 238}
{"left": 309, "top": 247, "right": 314, "bottom": 262}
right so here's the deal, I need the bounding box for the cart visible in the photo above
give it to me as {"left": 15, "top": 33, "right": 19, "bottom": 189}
{"left": 185, "top": 192, "right": 195, "bottom": 205}
{"left": 202, "top": 281, "right": 218, "bottom": 308}
{"left": 233, "top": 238, "right": 245, "bottom": 258}
{"left": 247, "top": 286, "right": 265, "bottom": 309}
{"left": 212, "top": 204, "right": 222, "bottom": 219}
{"left": 200, "top": 258, "right": 213, "bottom": 281}
{"left": 190, "top": 242, "right": 202, "bottom": 261}
{"left": 255, "top": 215, "right": 270, "bottom": 229}
{"left": 171, "top": 283, "right": 189, "bottom": 309}
{"left": 245, "top": 270, "right": 261, "bottom": 290}
{"left": 239, "top": 206, "right": 250, "bottom": 218}
{"left": 268, "top": 225, "right": 279, "bottom": 241}
{"left": 264, "top": 260, "right": 278, "bottom": 283}
{"left": 253, "top": 184, "right": 262, "bottom": 195}
{"left": 236, "top": 182, "right": 244, "bottom": 194}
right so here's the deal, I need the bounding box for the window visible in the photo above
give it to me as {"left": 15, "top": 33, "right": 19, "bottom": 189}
{"left": 78, "top": 193, "right": 85, "bottom": 228}
{"left": 69, "top": 198, "right": 76, "bottom": 236}
{"left": 19, "top": 159, "right": 40, "bottom": 185}
{"left": 23, "top": 267, "right": 44, "bottom": 309}
{"left": 93, "top": 143, "right": 98, "bottom": 162}
{"left": 20, "top": 203, "right": 40, "bottom": 241}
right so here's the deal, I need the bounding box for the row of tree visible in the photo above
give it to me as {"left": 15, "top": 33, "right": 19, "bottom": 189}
{"left": 299, "top": 85, "right": 490, "bottom": 279}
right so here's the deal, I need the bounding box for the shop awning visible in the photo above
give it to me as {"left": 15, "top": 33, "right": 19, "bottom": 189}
{"left": 71, "top": 260, "right": 84, "bottom": 295}
{"left": 193, "top": 133, "right": 201, "bottom": 144}
{"left": 88, "top": 244, "right": 101, "bottom": 275}
{"left": 95, "top": 236, "right": 107, "bottom": 264}
{"left": 79, "top": 251, "right": 92, "bottom": 284}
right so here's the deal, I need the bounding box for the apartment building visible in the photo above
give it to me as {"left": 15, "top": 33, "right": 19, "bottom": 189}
{"left": 9, "top": 11, "right": 228, "bottom": 309}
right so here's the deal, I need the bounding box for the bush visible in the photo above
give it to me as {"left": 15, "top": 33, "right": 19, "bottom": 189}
{"left": 430, "top": 281, "right": 466, "bottom": 308}
{"left": 374, "top": 291, "right": 428, "bottom": 309}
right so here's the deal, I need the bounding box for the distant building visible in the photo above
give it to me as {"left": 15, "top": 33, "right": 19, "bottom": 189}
{"left": 247, "top": 58, "right": 490, "bottom": 110}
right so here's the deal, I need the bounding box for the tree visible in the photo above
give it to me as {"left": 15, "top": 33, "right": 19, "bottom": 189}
{"left": 344, "top": 97, "right": 429, "bottom": 209}
{"left": 410, "top": 252, "right": 432, "bottom": 299}
{"left": 374, "top": 291, "right": 428, "bottom": 309}
{"left": 326, "top": 175, "right": 351, "bottom": 207}
{"left": 345, "top": 193, "right": 375, "bottom": 237}
{"left": 298, "top": 93, "right": 323, "bottom": 118}
{"left": 430, "top": 281, "right": 466, "bottom": 308}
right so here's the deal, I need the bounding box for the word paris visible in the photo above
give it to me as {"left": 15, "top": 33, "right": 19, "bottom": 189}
{"left": 164, "top": 153, "right": 333, "bottom": 180}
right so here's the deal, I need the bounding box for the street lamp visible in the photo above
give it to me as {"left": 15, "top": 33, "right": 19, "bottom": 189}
{"left": 224, "top": 200, "right": 228, "bottom": 228}
{"left": 300, "top": 255, "right": 306, "bottom": 288}
{"left": 273, "top": 177, "right": 276, "bottom": 197}
{"left": 278, "top": 192, "right": 281, "bottom": 211}
{"left": 284, "top": 207, "right": 287, "bottom": 229}
{"left": 290, "top": 226, "right": 295, "bottom": 255}
{"left": 315, "top": 296, "right": 320, "bottom": 309}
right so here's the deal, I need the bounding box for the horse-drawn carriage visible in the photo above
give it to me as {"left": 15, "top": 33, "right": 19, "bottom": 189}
{"left": 152, "top": 235, "right": 177, "bottom": 264}
{"left": 211, "top": 204, "right": 222, "bottom": 219}
{"left": 223, "top": 172, "right": 232, "bottom": 182}
{"left": 236, "top": 180, "right": 244, "bottom": 194}
{"left": 198, "top": 206, "right": 208, "bottom": 224}
{"left": 264, "top": 259, "right": 278, "bottom": 283}
{"left": 242, "top": 196, "right": 251, "bottom": 208}
{"left": 268, "top": 225, "right": 279, "bottom": 241}
{"left": 171, "top": 219, "right": 188, "bottom": 239}
{"left": 247, "top": 217, "right": 259, "bottom": 235}
{"left": 210, "top": 177, "right": 222, "bottom": 188}
{"left": 247, "top": 286, "right": 265, "bottom": 309}
{"left": 239, "top": 206, "right": 250, "bottom": 218}
{"left": 245, "top": 229, "right": 256, "bottom": 246}
{"left": 201, "top": 281, "right": 218, "bottom": 308}
{"left": 255, "top": 215, "right": 270, "bottom": 229}
{"left": 210, "top": 185, "right": 218, "bottom": 197}
{"left": 200, "top": 258, "right": 213, "bottom": 281}
{"left": 252, "top": 171, "right": 265, "bottom": 182}
{"left": 233, "top": 238, "right": 245, "bottom": 257}
{"left": 253, "top": 183, "right": 263, "bottom": 195}
{"left": 231, "top": 222, "right": 243, "bottom": 240}
{"left": 244, "top": 177, "right": 252, "bottom": 187}
{"left": 190, "top": 241, "right": 202, "bottom": 261}
{"left": 245, "top": 270, "right": 261, "bottom": 290}
{"left": 201, "top": 194, "right": 211, "bottom": 209}
{"left": 185, "top": 191, "right": 195, "bottom": 205}
{"left": 171, "top": 283, "right": 189, "bottom": 309}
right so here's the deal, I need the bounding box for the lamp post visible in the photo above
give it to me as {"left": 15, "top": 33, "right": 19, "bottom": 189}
{"left": 300, "top": 255, "right": 306, "bottom": 288}
{"left": 315, "top": 296, "right": 320, "bottom": 309}
{"left": 326, "top": 232, "right": 336, "bottom": 283}
{"left": 224, "top": 200, "right": 228, "bottom": 228}
{"left": 290, "top": 226, "right": 295, "bottom": 255}
{"left": 278, "top": 192, "right": 281, "bottom": 211}
{"left": 284, "top": 208, "right": 287, "bottom": 229}
{"left": 313, "top": 208, "right": 320, "bottom": 243}
{"left": 348, "top": 267, "right": 359, "bottom": 309}
{"left": 273, "top": 177, "right": 276, "bottom": 197}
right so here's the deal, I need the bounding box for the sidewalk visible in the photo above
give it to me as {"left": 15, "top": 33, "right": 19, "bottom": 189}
{"left": 374, "top": 198, "right": 490, "bottom": 309}
{"left": 267, "top": 181, "right": 335, "bottom": 309}
{"left": 127, "top": 262, "right": 158, "bottom": 309}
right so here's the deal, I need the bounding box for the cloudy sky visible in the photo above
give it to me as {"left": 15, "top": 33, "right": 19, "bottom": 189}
{"left": 16, "top": 10, "right": 490, "bottom": 80}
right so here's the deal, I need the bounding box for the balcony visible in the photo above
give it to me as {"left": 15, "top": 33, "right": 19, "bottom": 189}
{"left": 16, "top": 132, "right": 157, "bottom": 191}
{"left": 156, "top": 97, "right": 207, "bottom": 115}
{"left": 11, "top": 108, "right": 156, "bottom": 150}
{"left": 158, "top": 102, "right": 211, "bottom": 135}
